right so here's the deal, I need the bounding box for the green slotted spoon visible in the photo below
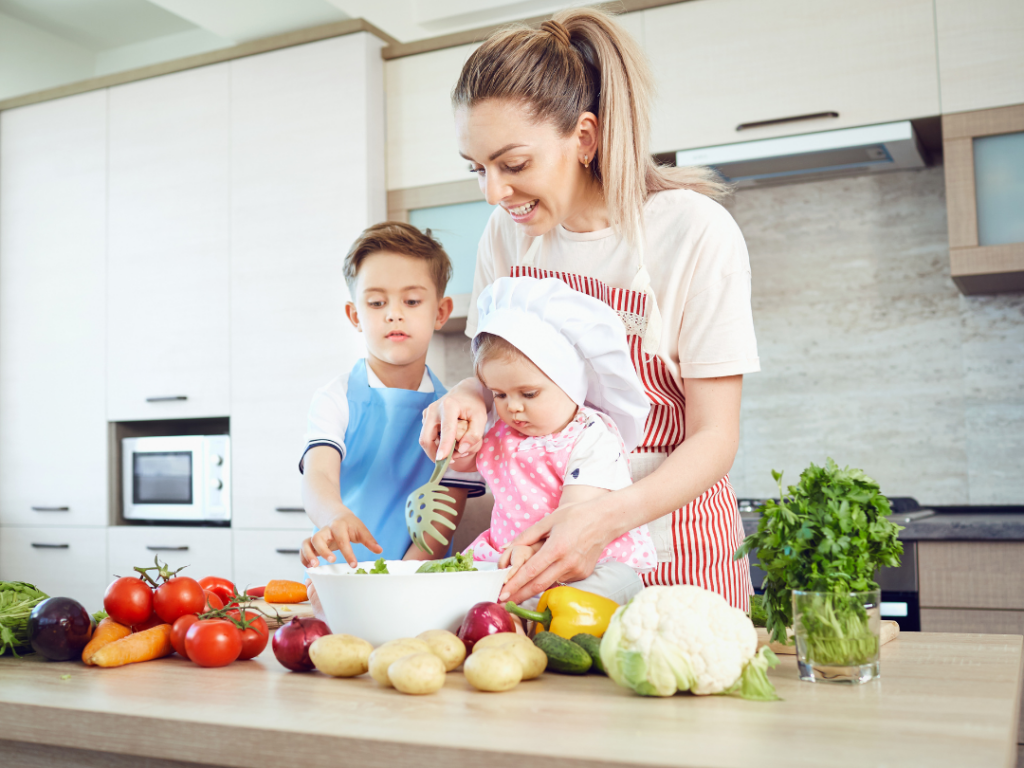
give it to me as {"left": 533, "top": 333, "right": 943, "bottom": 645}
{"left": 405, "top": 446, "right": 457, "bottom": 555}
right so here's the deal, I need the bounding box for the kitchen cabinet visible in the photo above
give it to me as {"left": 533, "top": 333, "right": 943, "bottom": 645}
{"left": 0, "top": 527, "right": 108, "bottom": 611}
{"left": 107, "top": 526, "right": 232, "bottom": 586}
{"left": 935, "top": 0, "right": 1024, "bottom": 115}
{"left": 232, "top": 530, "right": 309, "bottom": 590}
{"left": 0, "top": 91, "right": 109, "bottom": 527}
{"left": 229, "top": 35, "right": 382, "bottom": 529}
{"left": 645, "top": 0, "right": 940, "bottom": 154}
{"left": 106, "top": 64, "right": 231, "bottom": 422}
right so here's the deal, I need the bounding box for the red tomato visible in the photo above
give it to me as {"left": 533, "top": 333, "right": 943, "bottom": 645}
{"left": 185, "top": 619, "right": 242, "bottom": 668}
{"left": 227, "top": 609, "right": 270, "bottom": 660}
{"left": 103, "top": 577, "right": 154, "bottom": 626}
{"left": 198, "top": 576, "right": 236, "bottom": 605}
{"left": 132, "top": 611, "right": 168, "bottom": 633}
{"left": 171, "top": 613, "right": 199, "bottom": 658}
{"left": 153, "top": 577, "right": 206, "bottom": 624}
{"left": 204, "top": 590, "right": 224, "bottom": 611}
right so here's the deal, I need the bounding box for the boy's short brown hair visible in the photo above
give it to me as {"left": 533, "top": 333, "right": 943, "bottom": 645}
{"left": 343, "top": 222, "right": 452, "bottom": 298}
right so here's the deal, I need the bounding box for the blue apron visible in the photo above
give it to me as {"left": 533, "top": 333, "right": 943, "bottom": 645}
{"left": 332, "top": 358, "right": 447, "bottom": 562}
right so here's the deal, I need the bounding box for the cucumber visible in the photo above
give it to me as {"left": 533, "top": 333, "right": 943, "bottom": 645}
{"left": 533, "top": 631, "right": 592, "bottom": 675}
{"left": 570, "top": 633, "right": 606, "bottom": 675}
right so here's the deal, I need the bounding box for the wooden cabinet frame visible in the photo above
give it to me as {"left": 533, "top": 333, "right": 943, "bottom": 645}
{"left": 943, "top": 103, "right": 1024, "bottom": 294}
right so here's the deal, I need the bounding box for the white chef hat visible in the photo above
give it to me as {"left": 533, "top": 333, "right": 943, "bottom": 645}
{"left": 472, "top": 277, "right": 650, "bottom": 452}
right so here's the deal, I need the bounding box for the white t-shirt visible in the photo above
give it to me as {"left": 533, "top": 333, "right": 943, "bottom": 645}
{"left": 467, "top": 189, "right": 760, "bottom": 389}
{"left": 300, "top": 364, "right": 486, "bottom": 497}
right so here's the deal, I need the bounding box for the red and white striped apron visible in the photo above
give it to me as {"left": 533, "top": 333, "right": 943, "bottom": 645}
{"left": 511, "top": 235, "right": 752, "bottom": 612}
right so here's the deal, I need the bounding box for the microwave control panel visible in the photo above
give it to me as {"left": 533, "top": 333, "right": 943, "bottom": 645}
{"left": 204, "top": 435, "right": 230, "bottom": 521}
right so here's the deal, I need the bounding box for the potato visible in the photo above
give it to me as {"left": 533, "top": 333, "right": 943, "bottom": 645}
{"left": 368, "top": 639, "right": 431, "bottom": 686}
{"left": 416, "top": 629, "right": 466, "bottom": 672}
{"left": 472, "top": 633, "right": 547, "bottom": 680}
{"left": 464, "top": 648, "right": 523, "bottom": 692}
{"left": 309, "top": 634, "right": 374, "bottom": 678}
{"left": 388, "top": 652, "right": 447, "bottom": 695}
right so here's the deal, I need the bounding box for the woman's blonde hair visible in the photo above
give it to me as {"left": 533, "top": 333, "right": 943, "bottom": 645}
{"left": 452, "top": 7, "right": 730, "bottom": 245}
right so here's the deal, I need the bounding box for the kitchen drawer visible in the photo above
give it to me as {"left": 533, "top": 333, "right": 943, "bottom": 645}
{"left": 232, "top": 529, "right": 309, "bottom": 591}
{"left": 107, "top": 527, "right": 232, "bottom": 586}
{"left": 0, "top": 526, "right": 108, "bottom": 612}
{"left": 919, "top": 542, "right": 1024, "bottom": 610}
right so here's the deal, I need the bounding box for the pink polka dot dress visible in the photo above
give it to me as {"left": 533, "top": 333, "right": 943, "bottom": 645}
{"left": 465, "top": 405, "right": 657, "bottom": 572}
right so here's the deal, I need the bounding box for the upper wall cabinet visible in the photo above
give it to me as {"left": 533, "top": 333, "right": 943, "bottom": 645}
{"left": 0, "top": 91, "right": 109, "bottom": 527}
{"left": 935, "top": 0, "right": 1024, "bottom": 115}
{"left": 106, "top": 65, "right": 232, "bottom": 422}
{"left": 645, "top": 0, "right": 940, "bottom": 153}
{"left": 230, "top": 35, "right": 382, "bottom": 530}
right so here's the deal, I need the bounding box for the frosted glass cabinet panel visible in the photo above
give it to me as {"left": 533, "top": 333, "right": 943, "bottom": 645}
{"left": 409, "top": 200, "right": 495, "bottom": 295}
{"left": 974, "top": 131, "right": 1024, "bottom": 246}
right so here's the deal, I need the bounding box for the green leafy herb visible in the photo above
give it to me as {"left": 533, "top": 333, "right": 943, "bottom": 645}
{"left": 734, "top": 459, "right": 903, "bottom": 650}
{"left": 748, "top": 594, "right": 768, "bottom": 628}
{"left": 0, "top": 581, "right": 49, "bottom": 656}
{"left": 354, "top": 558, "right": 389, "bottom": 575}
{"left": 416, "top": 550, "right": 478, "bottom": 573}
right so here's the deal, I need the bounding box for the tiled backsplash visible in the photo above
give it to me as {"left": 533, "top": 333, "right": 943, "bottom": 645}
{"left": 438, "top": 166, "right": 1024, "bottom": 505}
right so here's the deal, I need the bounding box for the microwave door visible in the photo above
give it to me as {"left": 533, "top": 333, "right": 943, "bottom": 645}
{"left": 123, "top": 436, "right": 205, "bottom": 521}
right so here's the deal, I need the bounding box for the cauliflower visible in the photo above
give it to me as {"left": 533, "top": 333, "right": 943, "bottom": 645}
{"left": 600, "top": 585, "right": 779, "bottom": 701}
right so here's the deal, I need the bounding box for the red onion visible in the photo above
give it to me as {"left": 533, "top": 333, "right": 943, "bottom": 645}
{"left": 456, "top": 602, "right": 515, "bottom": 653}
{"left": 272, "top": 616, "right": 330, "bottom": 671}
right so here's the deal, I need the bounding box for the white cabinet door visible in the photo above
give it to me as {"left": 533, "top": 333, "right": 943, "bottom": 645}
{"left": 107, "top": 526, "right": 233, "bottom": 585}
{"left": 107, "top": 64, "right": 231, "bottom": 422}
{"left": 645, "top": 0, "right": 941, "bottom": 153}
{"left": 936, "top": 0, "right": 1024, "bottom": 114}
{"left": 0, "top": 91, "right": 108, "bottom": 527}
{"left": 229, "top": 36, "right": 382, "bottom": 529}
{"left": 0, "top": 527, "right": 109, "bottom": 612}
{"left": 232, "top": 529, "right": 309, "bottom": 591}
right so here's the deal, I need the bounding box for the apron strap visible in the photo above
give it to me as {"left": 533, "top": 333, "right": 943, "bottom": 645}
{"left": 627, "top": 227, "right": 663, "bottom": 355}
{"left": 520, "top": 235, "right": 542, "bottom": 267}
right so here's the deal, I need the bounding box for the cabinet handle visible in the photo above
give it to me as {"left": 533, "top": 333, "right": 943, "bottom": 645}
{"left": 736, "top": 111, "right": 839, "bottom": 132}
{"left": 275, "top": 548, "right": 301, "bottom": 555}
{"left": 31, "top": 543, "right": 69, "bottom": 549}
{"left": 146, "top": 545, "right": 189, "bottom": 551}
{"left": 31, "top": 506, "right": 69, "bottom": 512}
{"left": 145, "top": 395, "right": 188, "bottom": 403}
{"left": 275, "top": 507, "right": 305, "bottom": 513}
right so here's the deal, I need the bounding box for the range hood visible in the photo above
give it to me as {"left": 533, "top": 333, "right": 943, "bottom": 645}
{"left": 675, "top": 121, "right": 925, "bottom": 187}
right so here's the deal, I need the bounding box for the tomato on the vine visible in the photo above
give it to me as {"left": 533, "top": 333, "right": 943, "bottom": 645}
{"left": 198, "top": 576, "right": 235, "bottom": 605}
{"left": 185, "top": 619, "right": 242, "bottom": 667}
{"left": 132, "top": 611, "right": 167, "bottom": 633}
{"left": 203, "top": 590, "right": 224, "bottom": 611}
{"left": 227, "top": 608, "right": 269, "bottom": 660}
{"left": 171, "top": 614, "right": 199, "bottom": 658}
{"left": 104, "top": 577, "right": 153, "bottom": 627}
{"left": 153, "top": 577, "right": 206, "bottom": 624}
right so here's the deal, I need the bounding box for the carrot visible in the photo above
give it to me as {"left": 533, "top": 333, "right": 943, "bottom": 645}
{"left": 89, "top": 623, "right": 173, "bottom": 668}
{"left": 264, "top": 580, "right": 308, "bottom": 604}
{"left": 82, "top": 617, "right": 132, "bottom": 665}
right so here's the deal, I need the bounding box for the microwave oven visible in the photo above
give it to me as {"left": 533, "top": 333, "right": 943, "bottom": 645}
{"left": 122, "top": 435, "right": 230, "bottom": 523}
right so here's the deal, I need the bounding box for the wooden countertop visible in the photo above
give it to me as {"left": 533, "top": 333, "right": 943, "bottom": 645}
{"left": 1, "top": 632, "right": 1021, "bottom": 768}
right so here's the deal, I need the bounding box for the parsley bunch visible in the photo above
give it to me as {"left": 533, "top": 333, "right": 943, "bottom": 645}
{"left": 735, "top": 459, "right": 903, "bottom": 646}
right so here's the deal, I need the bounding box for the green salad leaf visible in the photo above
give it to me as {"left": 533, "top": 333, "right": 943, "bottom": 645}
{"left": 0, "top": 581, "right": 49, "bottom": 656}
{"left": 416, "top": 550, "right": 478, "bottom": 573}
{"left": 354, "top": 558, "right": 389, "bottom": 575}
{"left": 734, "top": 458, "right": 903, "bottom": 646}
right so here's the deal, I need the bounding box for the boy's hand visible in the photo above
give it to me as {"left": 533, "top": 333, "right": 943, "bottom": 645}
{"left": 305, "top": 579, "right": 326, "bottom": 623}
{"left": 301, "top": 509, "right": 383, "bottom": 569}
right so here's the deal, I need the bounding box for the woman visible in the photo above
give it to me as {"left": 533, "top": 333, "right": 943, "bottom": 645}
{"left": 420, "top": 8, "right": 759, "bottom": 610}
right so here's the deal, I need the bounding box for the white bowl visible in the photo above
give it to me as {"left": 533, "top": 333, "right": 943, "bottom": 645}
{"left": 306, "top": 560, "right": 509, "bottom": 647}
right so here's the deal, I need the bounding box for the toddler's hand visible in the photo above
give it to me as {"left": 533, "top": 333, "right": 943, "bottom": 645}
{"left": 300, "top": 509, "right": 382, "bottom": 569}
{"left": 499, "top": 544, "right": 535, "bottom": 584}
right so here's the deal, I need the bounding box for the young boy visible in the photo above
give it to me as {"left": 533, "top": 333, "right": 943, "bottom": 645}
{"left": 299, "top": 223, "right": 485, "bottom": 569}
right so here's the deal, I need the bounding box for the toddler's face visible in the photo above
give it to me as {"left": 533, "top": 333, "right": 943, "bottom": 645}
{"left": 479, "top": 354, "right": 578, "bottom": 437}
{"left": 346, "top": 252, "right": 449, "bottom": 368}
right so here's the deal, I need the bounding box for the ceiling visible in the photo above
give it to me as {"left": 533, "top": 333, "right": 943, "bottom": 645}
{"left": 0, "top": 0, "right": 587, "bottom": 102}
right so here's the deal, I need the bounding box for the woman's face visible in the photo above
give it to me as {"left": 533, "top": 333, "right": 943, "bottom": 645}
{"left": 455, "top": 100, "right": 598, "bottom": 238}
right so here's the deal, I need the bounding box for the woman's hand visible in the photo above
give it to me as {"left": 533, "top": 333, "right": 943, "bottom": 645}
{"left": 300, "top": 509, "right": 383, "bottom": 569}
{"left": 420, "top": 377, "right": 490, "bottom": 461}
{"left": 498, "top": 500, "right": 619, "bottom": 603}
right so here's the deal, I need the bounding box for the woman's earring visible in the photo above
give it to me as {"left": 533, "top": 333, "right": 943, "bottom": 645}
{"left": 583, "top": 155, "right": 590, "bottom": 169}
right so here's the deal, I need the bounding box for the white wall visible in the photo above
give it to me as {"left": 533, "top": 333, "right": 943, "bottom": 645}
{"left": 0, "top": 11, "right": 95, "bottom": 102}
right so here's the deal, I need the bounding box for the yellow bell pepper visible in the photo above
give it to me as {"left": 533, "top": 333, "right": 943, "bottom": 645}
{"left": 505, "top": 586, "right": 620, "bottom": 639}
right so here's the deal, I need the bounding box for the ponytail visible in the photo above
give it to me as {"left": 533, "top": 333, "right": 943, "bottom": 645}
{"left": 452, "top": 7, "right": 730, "bottom": 245}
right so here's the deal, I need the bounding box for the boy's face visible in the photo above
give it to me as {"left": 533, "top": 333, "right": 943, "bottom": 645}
{"left": 479, "top": 353, "right": 578, "bottom": 437}
{"left": 346, "top": 252, "right": 452, "bottom": 368}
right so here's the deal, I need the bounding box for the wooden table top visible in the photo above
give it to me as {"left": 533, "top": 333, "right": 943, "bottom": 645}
{"left": 1, "top": 632, "right": 1021, "bottom": 768}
